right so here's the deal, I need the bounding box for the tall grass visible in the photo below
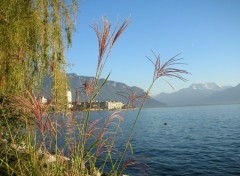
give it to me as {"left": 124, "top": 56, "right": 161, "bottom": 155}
{"left": 0, "top": 17, "right": 189, "bottom": 176}
{"left": 115, "top": 50, "right": 189, "bottom": 175}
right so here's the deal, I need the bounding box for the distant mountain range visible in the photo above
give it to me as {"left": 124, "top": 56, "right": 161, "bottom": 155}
{"left": 43, "top": 73, "right": 165, "bottom": 108}
{"left": 154, "top": 83, "right": 240, "bottom": 106}
{"left": 43, "top": 75, "right": 240, "bottom": 107}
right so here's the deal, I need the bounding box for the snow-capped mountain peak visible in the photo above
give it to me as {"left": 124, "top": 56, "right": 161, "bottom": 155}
{"left": 190, "top": 83, "right": 223, "bottom": 91}
{"left": 154, "top": 82, "right": 238, "bottom": 106}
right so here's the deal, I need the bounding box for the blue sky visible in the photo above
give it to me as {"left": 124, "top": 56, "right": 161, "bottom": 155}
{"left": 66, "top": 0, "right": 240, "bottom": 95}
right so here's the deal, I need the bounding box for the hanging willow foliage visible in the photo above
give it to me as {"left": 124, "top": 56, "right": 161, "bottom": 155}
{"left": 0, "top": 0, "right": 77, "bottom": 107}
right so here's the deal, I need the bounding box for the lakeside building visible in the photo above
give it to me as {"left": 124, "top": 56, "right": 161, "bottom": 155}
{"left": 36, "top": 90, "right": 73, "bottom": 108}
{"left": 100, "top": 101, "right": 124, "bottom": 110}
{"left": 36, "top": 96, "right": 48, "bottom": 104}
{"left": 74, "top": 100, "right": 125, "bottom": 110}
{"left": 41, "top": 96, "right": 48, "bottom": 104}
{"left": 67, "top": 90, "right": 73, "bottom": 108}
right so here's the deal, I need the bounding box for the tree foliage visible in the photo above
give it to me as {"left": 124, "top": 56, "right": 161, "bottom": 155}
{"left": 0, "top": 0, "right": 77, "bottom": 106}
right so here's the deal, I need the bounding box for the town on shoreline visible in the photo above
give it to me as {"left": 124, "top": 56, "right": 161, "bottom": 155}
{"left": 39, "top": 91, "right": 135, "bottom": 111}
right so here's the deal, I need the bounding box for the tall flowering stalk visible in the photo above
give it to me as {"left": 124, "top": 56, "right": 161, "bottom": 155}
{"left": 116, "top": 51, "right": 190, "bottom": 174}
{"left": 13, "top": 90, "right": 54, "bottom": 149}
{"left": 91, "top": 16, "right": 130, "bottom": 74}
{"left": 83, "top": 80, "right": 94, "bottom": 97}
{"left": 86, "top": 16, "right": 130, "bottom": 101}
{"left": 147, "top": 50, "right": 189, "bottom": 88}
{"left": 117, "top": 88, "right": 147, "bottom": 108}
{"left": 78, "top": 16, "right": 130, "bottom": 173}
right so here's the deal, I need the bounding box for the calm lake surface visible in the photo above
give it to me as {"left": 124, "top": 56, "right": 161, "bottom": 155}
{"left": 115, "top": 104, "right": 240, "bottom": 175}
{"left": 60, "top": 104, "right": 240, "bottom": 175}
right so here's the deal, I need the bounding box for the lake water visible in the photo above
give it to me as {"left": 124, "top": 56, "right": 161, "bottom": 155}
{"left": 59, "top": 104, "right": 240, "bottom": 175}
{"left": 116, "top": 104, "right": 240, "bottom": 175}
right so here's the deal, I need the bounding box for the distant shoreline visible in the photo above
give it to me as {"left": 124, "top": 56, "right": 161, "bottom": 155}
{"left": 73, "top": 107, "right": 137, "bottom": 112}
{"left": 150, "top": 102, "right": 240, "bottom": 108}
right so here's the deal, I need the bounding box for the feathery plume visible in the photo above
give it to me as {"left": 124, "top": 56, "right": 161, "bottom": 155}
{"left": 146, "top": 50, "right": 189, "bottom": 84}
{"left": 91, "top": 16, "right": 130, "bottom": 70}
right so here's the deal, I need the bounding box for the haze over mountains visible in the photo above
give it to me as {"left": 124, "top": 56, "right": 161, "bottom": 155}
{"left": 154, "top": 83, "right": 240, "bottom": 106}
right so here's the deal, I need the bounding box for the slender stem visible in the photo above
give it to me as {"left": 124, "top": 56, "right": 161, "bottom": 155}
{"left": 115, "top": 80, "right": 155, "bottom": 174}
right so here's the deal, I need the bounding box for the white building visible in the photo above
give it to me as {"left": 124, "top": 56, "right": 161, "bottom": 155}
{"left": 103, "top": 101, "right": 124, "bottom": 110}
{"left": 41, "top": 96, "right": 48, "bottom": 104}
{"left": 67, "top": 91, "right": 72, "bottom": 103}
{"left": 67, "top": 91, "right": 73, "bottom": 108}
